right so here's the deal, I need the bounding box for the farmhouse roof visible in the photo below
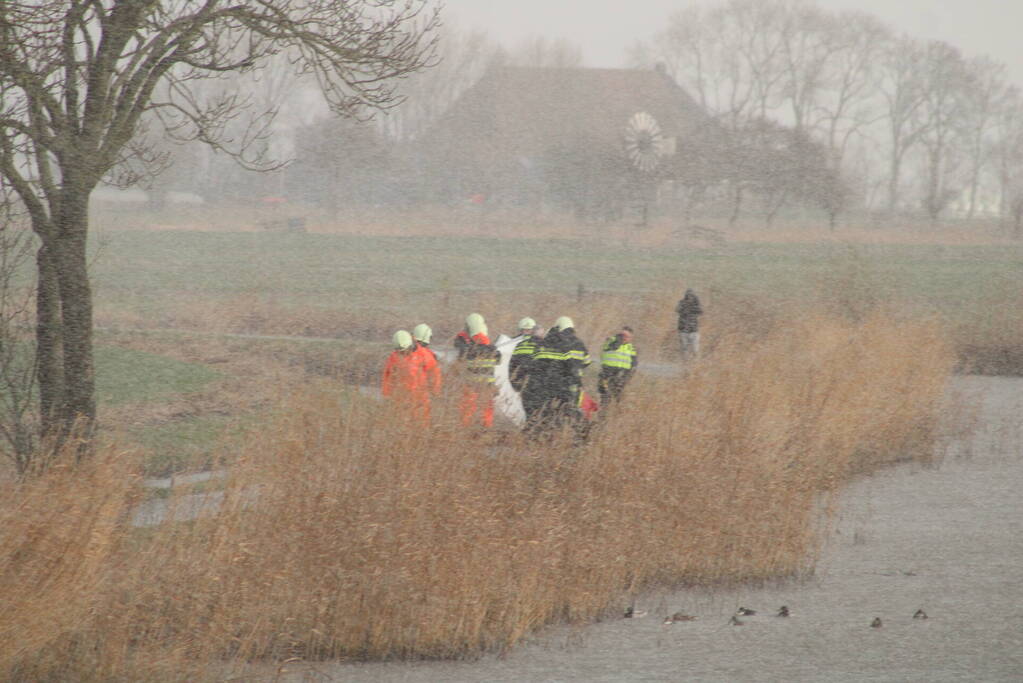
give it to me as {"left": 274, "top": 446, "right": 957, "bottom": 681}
{"left": 419, "top": 65, "right": 717, "bottom": 170}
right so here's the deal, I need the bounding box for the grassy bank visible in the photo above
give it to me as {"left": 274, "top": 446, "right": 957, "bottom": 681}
{"left": 0, "top": 306, "right": 955, "bottom": 680}
{"left": 89, "top": 227, "right": 1023, "bottom": 375}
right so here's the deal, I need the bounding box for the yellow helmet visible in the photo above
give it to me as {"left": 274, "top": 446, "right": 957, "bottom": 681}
{"left": 412, "top": 323, "right": 432, "bottom": 344}
{"left": 554, "top": 316, "right": 574, "bottom": 331}
{"left": 518, "top": 317, "right": 537, "bottom": 332}
{"left": 392, "top": 330, "right": 413, "bottom": 350}
{"left": 465, "top": 312, "right": 488, "bottom": 337}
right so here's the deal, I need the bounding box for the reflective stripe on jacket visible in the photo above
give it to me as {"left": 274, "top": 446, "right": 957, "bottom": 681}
{"left": 455, "top": 331, "right": 498, "bottom": 384}
{"left": 600, "top": 338, "right": 636, "bottom": 370}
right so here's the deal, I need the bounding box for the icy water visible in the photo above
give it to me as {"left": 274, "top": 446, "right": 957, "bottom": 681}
{"left": 278, "top": 376, "right": 1023, "bottom": 683}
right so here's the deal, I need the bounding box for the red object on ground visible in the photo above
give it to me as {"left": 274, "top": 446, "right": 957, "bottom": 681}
{"left": 581, "top": 392, "right": 599, "bottom": 420}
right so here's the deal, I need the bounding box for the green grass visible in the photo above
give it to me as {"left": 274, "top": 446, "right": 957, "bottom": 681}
{"left": 90, "top": 345, "right": 223, "bottom": 476}
{"left": 130, "top": 414, "right": 236, "bottom": 477}
{"left": 90, "top": 230, "right": 1023, "bottom": 316}
{"left": 94, "top": 345, "right": 220, "bottom": 406}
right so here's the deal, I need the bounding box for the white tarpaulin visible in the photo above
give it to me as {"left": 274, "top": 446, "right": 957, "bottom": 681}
{"left": 493, "top": 333, "right": 526, "bottom": 426}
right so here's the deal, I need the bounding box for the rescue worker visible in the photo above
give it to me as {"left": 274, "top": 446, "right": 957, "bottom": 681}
{"left": 598, "top": 326, "right": 638, "bottom": 409}
{"left": 453, "top": 313, "right": 498, "bottom": 427}
{"left": 508, "top": 317, "right": 544, "bottom": 423}
{"left": 523, "top": 316, "right": 591, "bottom": 437}
{"left": 508, "top": 317, "right": 540, "bottom": 392}
{"left": 411, "top": 323, "right": 442, "bottom": 396}
{"left": 381, "top": 330, "right": 429, "bottom": 422}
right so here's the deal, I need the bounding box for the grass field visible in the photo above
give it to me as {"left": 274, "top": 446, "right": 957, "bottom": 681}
{"left": 0, "top": 215, "right": 1015, "bottom": 678}
{"left": 73, "top": 222, "right": 1023, "bottom": 476}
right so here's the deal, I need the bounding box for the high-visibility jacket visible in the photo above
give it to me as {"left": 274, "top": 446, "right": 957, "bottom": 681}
{"left": 454, "top": 331, "right": 498, "bottom": 384}
{"left": 600, "top": 337, "right": 637, "bottom": 371}
{"left": 381, "top": 349, "right": 427, "bottom": 397}
{"left": 413, "top": 342, "right": 442, "bottom": 394}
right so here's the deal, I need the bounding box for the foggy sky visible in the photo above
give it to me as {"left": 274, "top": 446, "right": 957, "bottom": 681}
{"left": 441, "top": 0, "right": 1023, "bottom": 85}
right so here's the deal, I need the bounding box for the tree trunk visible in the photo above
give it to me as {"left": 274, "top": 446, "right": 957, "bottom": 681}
{"left": 728, "top": 185, "right": 744, "bottom": 228}
{"left": 36, "top": 188, "right": 96, "bottom": 452}
{"left": 966, "top": 167, "right": 980, "bottom": 219}
{"left": 35, "top": 243, "right": 63, "bottom": 437}
{"left": 53, "top": 194, "right": 96, "bottom": 447}
{"left": 887, "top": 153, "right": 902, "bottom": 213}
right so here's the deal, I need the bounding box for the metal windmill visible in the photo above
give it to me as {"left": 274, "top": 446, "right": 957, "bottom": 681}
{"left": 623, "top": 111, "right": 675, "bottom": 225}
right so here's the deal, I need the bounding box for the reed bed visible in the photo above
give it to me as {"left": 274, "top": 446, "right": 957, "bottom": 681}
{"left": 0, "top": 303, "right": 955, "bottom": 680}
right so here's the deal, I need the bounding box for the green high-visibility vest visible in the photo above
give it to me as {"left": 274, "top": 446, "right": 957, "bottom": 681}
{"left": 600, "top": 339, "right": 636, "bottom": 370}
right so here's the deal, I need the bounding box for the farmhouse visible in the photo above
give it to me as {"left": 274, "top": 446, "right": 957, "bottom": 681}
{"left": 412, "top": 65, "right": 726, "bottom": 220}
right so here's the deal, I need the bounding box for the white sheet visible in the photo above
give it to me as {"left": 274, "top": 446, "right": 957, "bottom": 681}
{"left": 493, "top": 333, "right": 527, "bottom": 426}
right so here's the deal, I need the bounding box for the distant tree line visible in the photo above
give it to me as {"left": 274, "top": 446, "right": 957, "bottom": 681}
{"left": 135, "top": 1, "right": 1023, "bottom": 235}
{"left": 629, "top": 0, "right": 1023, "bottom": 232}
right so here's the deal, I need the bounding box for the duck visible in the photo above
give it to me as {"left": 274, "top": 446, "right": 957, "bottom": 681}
{"left": 729, "top": 615, "right": 745, "bottom": 626}
{"left": 624, "top": 606, "right": 647, "bottom": 619}
{"left": 776, "top": 605, "right": 790, "bottom": 617}
{"left": 870, "top": 617, "right": 883, "bottom": 628}
{"left": 736, "top": 607, "right": 756, "bottom": 616}
{"left": 663, "top": 616, "right": 675, "bottom": 625}
{"left": 913, "top": 609, "right": 928, "bottom": 620}
{"left": 671, "top": 612, "right": 697, "bottom": 622}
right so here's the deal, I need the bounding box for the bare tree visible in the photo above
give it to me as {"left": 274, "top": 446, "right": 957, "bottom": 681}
{"left": 503, "top": 35, "right": 583, "bottom": 69}
{"left": 776, "top": 0, "right": 837, "bottom": 134}
{"left": 992, "top": 87, "right": 1023, "bottom": 237}
{"left": 877, "top": 35, "right": 930, "bottom": 212}
{"left": 0, "top": 187, "right": 39, "bottom": 474}
{"left": 810, "top": 12, "right": 889, "bottom": 174}
{"left": 916, "top": 41, "right": 970, "bottom": 222}
{"left": 289, "top": 115, "right": 388, "bottom": 218}
{"left": 380, "top": 23, "right": 497, "bottom": 142}
{"left": 0, "top": 0, "right": 438, "bottom": 455}
{"left": 959, "top": 56, "right": 1011, "bottom": 219}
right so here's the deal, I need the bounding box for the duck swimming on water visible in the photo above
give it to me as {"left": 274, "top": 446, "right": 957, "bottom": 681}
{"left": 736, "top": 607, "right": 756, "bottom": 616}
{"left": 870, "top": 617, "right": 883, "bottom": 628}
{"left": 776, "top": 606, "right": 790, "bottom": 617}
{"left": 913, "top": 609, "right": 928, "bottom": 620}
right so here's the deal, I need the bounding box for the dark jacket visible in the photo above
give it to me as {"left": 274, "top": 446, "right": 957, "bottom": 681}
{"left": 523, "top": 328, "right": 591, "bottom": 409}
{"left": 509, "top": 334, "right": 541, "bottom": 393}
{"left": 675, "top": 290, "right": 703, "bottom": 333}
{"left": 453, "top": 331, "right": 498, "bottom": 383}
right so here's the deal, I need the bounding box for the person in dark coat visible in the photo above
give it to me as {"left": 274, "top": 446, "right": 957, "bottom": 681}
{"left": 675, "top": 288, "right": 703, "bottom": 360}
{"left": 522, "top": 316, "right": 591, "bottom": 437}
{"left": 509, "top": 319, "right": 545, "bottom": 424}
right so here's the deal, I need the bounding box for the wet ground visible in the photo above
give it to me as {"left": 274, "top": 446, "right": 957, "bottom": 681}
{"left": 285, "top": 375, "right": 1023, "bottom": 682}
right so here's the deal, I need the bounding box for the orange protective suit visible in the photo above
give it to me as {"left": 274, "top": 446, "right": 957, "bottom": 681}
{"left": 412, "top": 342, "right": 443, "bottom": 395}
{"left": 381, "top": 348, "right": 430, "bottom": 422}
{"left": 454, "top": 330, "right": 496, "bottom": 428}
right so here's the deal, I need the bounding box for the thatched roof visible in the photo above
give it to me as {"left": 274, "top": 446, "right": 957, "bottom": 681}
{"left": 416, "top": 65, "right": 722, "bottom": 191}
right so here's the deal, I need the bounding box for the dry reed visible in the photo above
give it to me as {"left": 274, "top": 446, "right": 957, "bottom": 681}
{"left": 0, "top": 303, "right": 956, "bottom": 680}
